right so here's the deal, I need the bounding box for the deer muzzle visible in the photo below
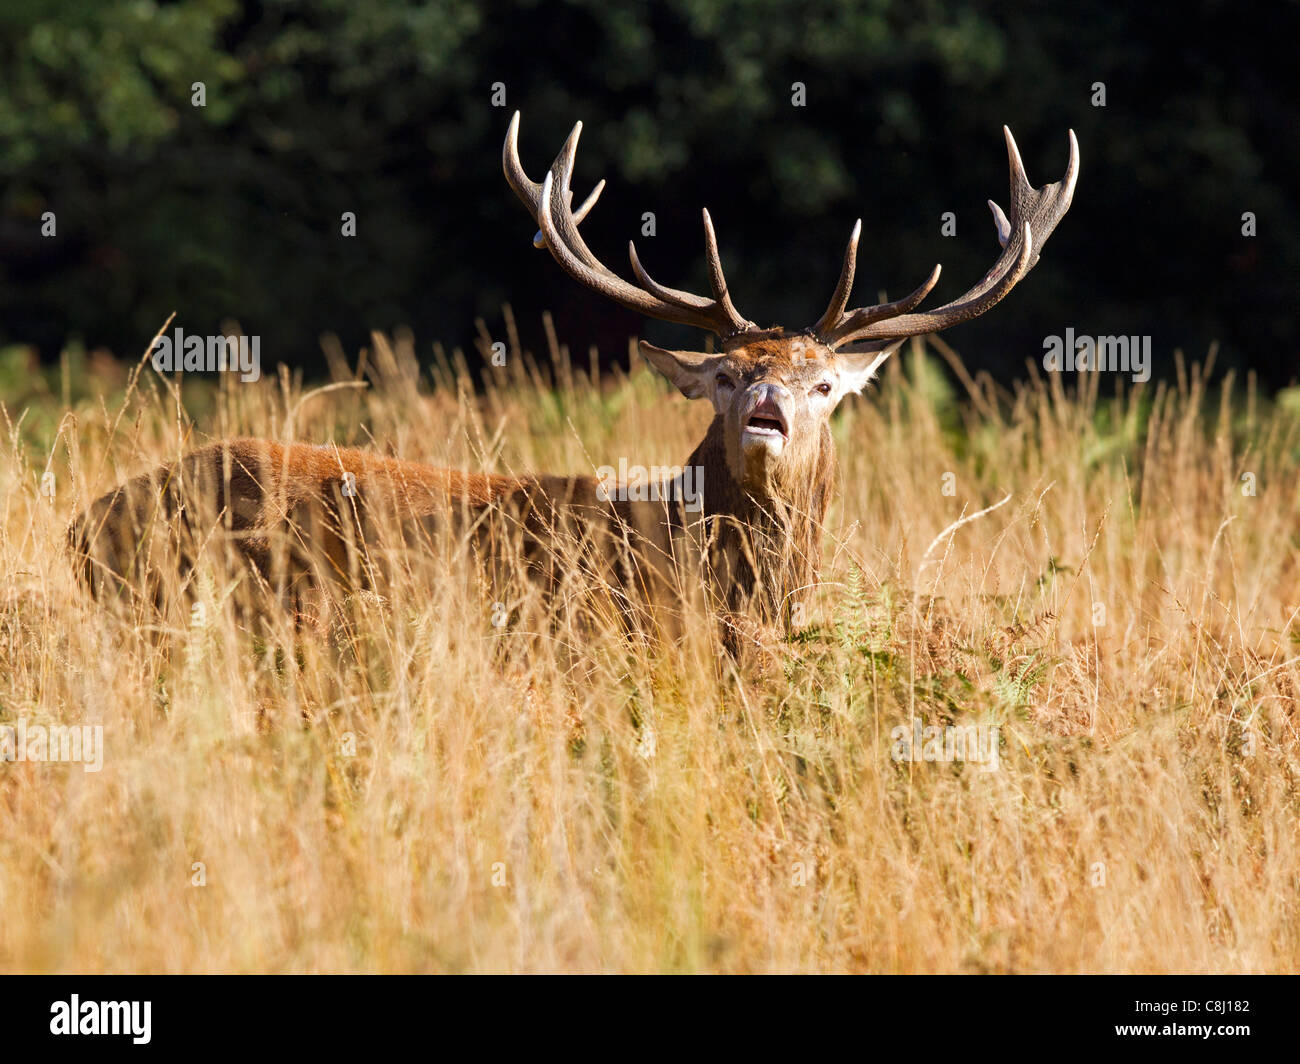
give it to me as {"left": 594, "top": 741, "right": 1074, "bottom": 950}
{"left": 740, "top": 384, "right": 791, "bottom": 457}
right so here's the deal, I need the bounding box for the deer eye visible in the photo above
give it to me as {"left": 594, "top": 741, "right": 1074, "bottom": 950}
{"left": 714, "top": 373, "right": 734, "bottom": 389}
{"left": 812, "top": 382, "right": 833, "bottom": 397}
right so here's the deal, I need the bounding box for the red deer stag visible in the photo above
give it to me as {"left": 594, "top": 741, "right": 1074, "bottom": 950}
{"left": 69, "top": 113, "right": 1078, "bottom": 646}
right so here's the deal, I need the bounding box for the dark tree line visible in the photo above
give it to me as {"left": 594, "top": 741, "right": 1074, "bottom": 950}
{"left": 1, "top": 0, "right": 1295, "bottom": 386}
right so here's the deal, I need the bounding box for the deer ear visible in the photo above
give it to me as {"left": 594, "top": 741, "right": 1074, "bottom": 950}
{"left": 834, "top": 341, "right": 904, "bottom": 396}
{"left": 638, "top": 341, "right": 719, "bottom": 400}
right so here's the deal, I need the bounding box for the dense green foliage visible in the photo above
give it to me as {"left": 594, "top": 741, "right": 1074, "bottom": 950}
{"left": 1, "top": 0, "right": 1295, "bottom": 383}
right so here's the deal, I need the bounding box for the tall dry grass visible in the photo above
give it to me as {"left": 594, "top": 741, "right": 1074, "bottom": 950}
{"left": 0, "top": 320, "right": 1297, "bottom": 973}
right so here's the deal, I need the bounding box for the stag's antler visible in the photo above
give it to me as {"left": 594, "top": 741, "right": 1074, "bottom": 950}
{"left": 813, "top": 126, "right": 1079, "bottom": 349}
{"left": 503, "top": 111, "right": 757, "bottom": 340}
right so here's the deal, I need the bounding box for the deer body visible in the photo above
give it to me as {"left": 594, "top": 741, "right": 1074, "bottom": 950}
{"left": 69, "top": 437, "right": 691, "bottom": 621}
{"left": 70, "top": 114, "right": 1078, "bottom": 642}
{"left": 69, "top": 389, "right": 830, "bottom": 634}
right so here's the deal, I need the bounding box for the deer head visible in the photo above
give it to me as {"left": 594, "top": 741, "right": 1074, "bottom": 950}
{"left": 503, "top": 112, "right": 1078, "bottom": 504}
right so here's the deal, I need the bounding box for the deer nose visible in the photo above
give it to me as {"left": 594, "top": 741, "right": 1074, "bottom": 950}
{"left": 744, "top": 381, "right": 793, "bottom": 414}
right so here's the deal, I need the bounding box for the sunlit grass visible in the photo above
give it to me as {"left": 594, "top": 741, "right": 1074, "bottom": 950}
{"left": 1, "top": 319, "right": 1297, "bottom": 973}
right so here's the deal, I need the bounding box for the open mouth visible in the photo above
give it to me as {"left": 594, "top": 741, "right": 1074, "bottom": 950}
{"left": 745, "top": 415, "right": 786, "bottom": 437}
{"left": 744, "top": 398, "right": 789, "bottom": 441}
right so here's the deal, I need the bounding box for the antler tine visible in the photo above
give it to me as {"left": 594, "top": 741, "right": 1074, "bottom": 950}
{"left": 533, "top": 171, "right": 694, "bottom": 325}
{"left": 573, "top": 180, "right": 606, "bottom": 225}
{"left": 822, "top": 263, "right": 943, "bottom": 346}
{"left": 503, "top": 111, "right": 757, "bottom": 339}
{"left": 503, "top": 110, "right": 548, "bottom": 207}
{"left": 700, "top": 209, "right": 749, "bottom": 333}
{"left": 624, "top": 210, "right": 755, "bottom": 338}
{"left": 506, "top": 112, "right": 607, "bottom": 263}
{"left": 542, "top": 119, "right": 607, "bottom": 272}
{"left": 815, "top": 127, "right": 1078, "bottom": 349}
{"left": 532, "top": 179, "right": 605, "bottom": 249}
{"left": 811, "top": 219, "right": 861, "bottom": 338}
{"left": 627, "top": 241, "right": 712, "bottom": 309}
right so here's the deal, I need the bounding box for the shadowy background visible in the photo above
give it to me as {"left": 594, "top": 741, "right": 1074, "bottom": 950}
{"left": 1, "top": 0, "right": 1295, "bottom": 385}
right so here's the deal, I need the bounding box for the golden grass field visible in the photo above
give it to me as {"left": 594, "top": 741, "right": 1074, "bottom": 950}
{"left": 1, "top": 318, "right": 1297, "bottom": 973}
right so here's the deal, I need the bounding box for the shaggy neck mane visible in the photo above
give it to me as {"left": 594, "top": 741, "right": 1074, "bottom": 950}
{"left": 687, "top": 417, "right": 836, "bottom": 624}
